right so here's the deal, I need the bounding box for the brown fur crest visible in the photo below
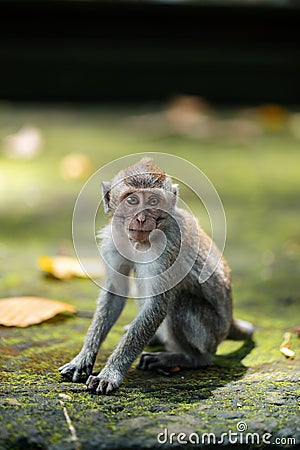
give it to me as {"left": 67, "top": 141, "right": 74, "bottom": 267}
{"left": 121, "top": 158, "right": 167, "bottom": 189}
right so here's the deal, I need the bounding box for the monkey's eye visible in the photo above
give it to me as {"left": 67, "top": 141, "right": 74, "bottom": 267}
{"left": 147, "top": 196, "right": 160, "bottom": 207}
{"left": 126, "top": 195, "right": 139, "bottom": 206}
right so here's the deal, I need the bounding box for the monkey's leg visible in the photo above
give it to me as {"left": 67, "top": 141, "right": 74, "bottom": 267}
{"left": 147, "top": 334, "right": 165, "bottom": 347}
{"left": 137, "top": 314, "right": 214, "bottom": 372}
{"left": 86, "top": 295, "right": 168, "bottom": 395}
{"left": 137, "top": 292, "right": 226, "bottom": 373}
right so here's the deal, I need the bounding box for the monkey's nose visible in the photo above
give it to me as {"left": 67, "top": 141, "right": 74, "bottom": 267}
{"left": 136, "top": 214, "right": 146, "bottom": 224}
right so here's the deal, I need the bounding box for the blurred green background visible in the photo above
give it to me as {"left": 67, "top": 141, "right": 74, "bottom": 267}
{"left": 0, "top": 101, "right": 299, "bottom": 338}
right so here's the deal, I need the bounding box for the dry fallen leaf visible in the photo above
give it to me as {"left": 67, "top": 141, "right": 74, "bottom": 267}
{"left": 280, "top": 347, "right": 295, "bottom": 359}
{"left": 280, "top": 332, "right": 295, "bottom": 360}
{"left": 0, "top": 296, "right": 76, "bottom": 327}
{"left": 39, "top": 255, "right": 104, "bottom": 280}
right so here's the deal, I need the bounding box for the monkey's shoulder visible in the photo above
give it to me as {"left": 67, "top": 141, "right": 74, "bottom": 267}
{"left": 175, "top": 207, "right": 230, "bottom": 281}
{"left": 175, "top": 207, "right": 210, "bottom": 249}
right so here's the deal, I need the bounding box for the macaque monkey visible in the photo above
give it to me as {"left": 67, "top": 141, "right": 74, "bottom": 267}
{"left": 59, "top": 158, "right": 254, "bottom": 394}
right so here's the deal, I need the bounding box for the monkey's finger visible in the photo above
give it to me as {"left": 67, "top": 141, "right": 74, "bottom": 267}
{"left": 97, "top": 379, "right": 109, "bottom": 395}
{"left": 136, "top": 359, "right": 143, "bottom": 370}
{"left": 140, "top": 352, "right": 156, "bottom": 357}
{"left": 105, "top": 382, "right": 117, "bottom": 395}
{"left": 95, "top": 379, "right": 117, "bottom": 395}
{"left": 136, "top": 351, "right": 155, "bottom": 367}
{"left": 59, "top": 365, "right": 75, "bottom": 380}
{"left": 136, "top": 358, "right": 147, "bottom": 370}
{"left": 86, "top": 375, "right": 100, "bottom": 392}
{"left": 72, "top": 368, "right": 82, "bottom": 382}
{"left": 137, "top": 359, "right": 153, "bottom": 370}
{"left": 101, "top": 381, "right": 117, "bottom": 395}
{"left": 58, "top": 363, "right": 71, "bottom": 373}
{"left": 137, "top": 354, "right": 157, "bottom": 370}
{"left": 86, "top": 364, "right": 93, "bottom": 377}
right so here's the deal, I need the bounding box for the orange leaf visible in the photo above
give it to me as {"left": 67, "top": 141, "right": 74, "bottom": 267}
{"left": 0, "top": 296, "right": 76, "bottom": 327}
{"left": 39, "top": 255, "right": 104, "bottom": 280}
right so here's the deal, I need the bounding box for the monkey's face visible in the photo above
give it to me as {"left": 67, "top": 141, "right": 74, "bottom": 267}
{"left": 118, "top": 189, "right": 170, "bottom": 243}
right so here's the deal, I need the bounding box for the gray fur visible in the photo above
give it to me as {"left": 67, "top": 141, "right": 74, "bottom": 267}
{"left": 59, "top": 159, "right": 254, "bottom": 394}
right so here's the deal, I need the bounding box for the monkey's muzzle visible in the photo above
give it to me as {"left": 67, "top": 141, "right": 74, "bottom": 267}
{"left": 128, "top": 229, "right": 153, "bottom": 242}
{"left": 127, "top": 211, "right": 157, "bottom": 243}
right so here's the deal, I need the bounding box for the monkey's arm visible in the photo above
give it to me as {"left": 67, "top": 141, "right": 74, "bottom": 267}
{"left": 59, "top": 242, "right": 131, "bottom": 383}
{"left": 59, "top": 289, "right": 127, "bottom": 382}
{"left": 86, "top": 294, "right": 169, "bottom": 394}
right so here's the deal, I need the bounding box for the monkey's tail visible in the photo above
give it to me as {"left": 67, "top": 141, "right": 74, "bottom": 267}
{"left": 226, "top": 318, "right": 255, "bottom": 341}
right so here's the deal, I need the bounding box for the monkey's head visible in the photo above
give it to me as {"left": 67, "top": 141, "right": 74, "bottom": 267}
{"left": 102, "top": 159, "right": 179, "bottom": 243}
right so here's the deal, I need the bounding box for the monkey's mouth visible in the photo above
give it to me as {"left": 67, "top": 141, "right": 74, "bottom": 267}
{"left": 128, "top": 229, "right": 153, "bottom": 242}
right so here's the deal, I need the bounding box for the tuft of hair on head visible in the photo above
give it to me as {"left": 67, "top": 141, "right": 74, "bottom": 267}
{"left": 122, "top": 158, "right": 170, "bottom": 190}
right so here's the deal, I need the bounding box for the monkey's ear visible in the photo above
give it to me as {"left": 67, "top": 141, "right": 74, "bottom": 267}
{"left": 101, "top": 181, "right": 111, "bottom": 214}
{"left": 172, "top": 183, "right": 179, "bottom": 206}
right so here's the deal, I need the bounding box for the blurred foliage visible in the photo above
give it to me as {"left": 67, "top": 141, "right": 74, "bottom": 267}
{"left": 0, "top": 101, "right": 299, "bottom": 339}
{"left": 0, "top": 101, "right": 300, "bottom": 450}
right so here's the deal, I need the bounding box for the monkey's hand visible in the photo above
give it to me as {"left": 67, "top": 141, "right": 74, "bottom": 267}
{"left": 86, "top": 368, "right": 122, "bottom": 395}
{"left": 59, "top": 352, "right": 95, "bottom": 382}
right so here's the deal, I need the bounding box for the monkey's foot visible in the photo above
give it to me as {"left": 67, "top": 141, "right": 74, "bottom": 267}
{"left": 86, "top": 370, "right": 122, "bottom": 395}
{"left": 137, "top": 351, "right": 188, "bottom": 373}
{"left": 59, "top": 353, "right": 95, "bottom": 382}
